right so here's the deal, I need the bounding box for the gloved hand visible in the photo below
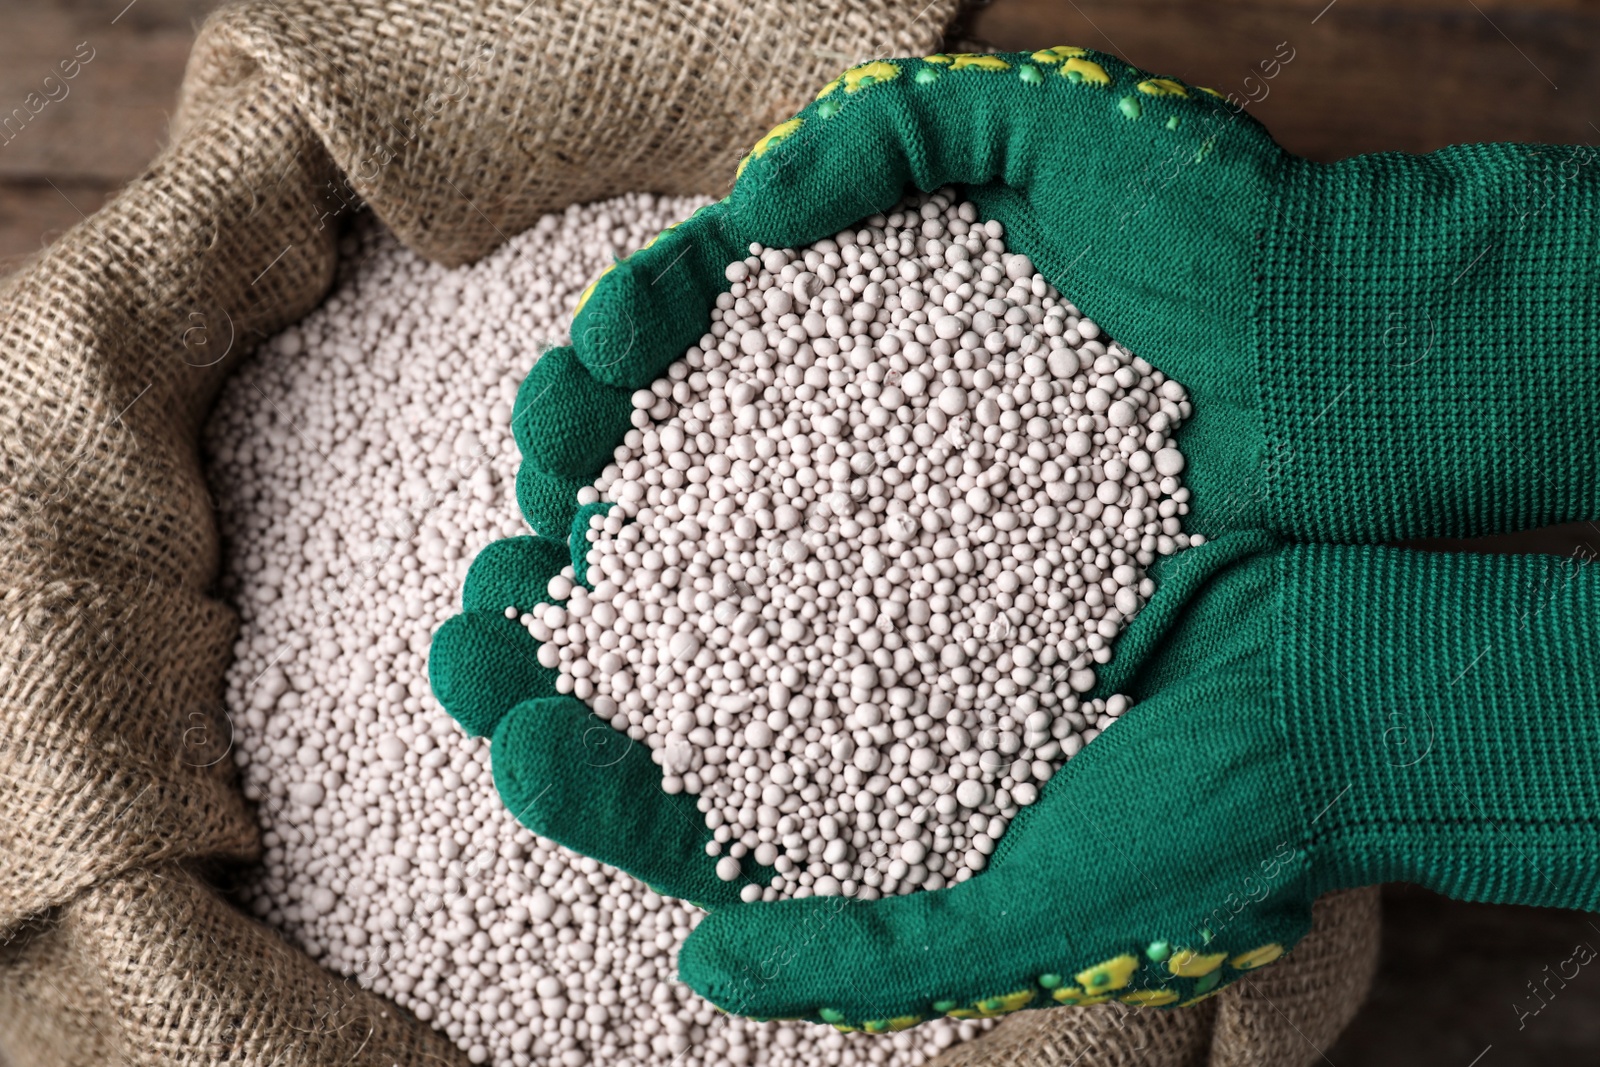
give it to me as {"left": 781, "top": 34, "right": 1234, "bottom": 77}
{"left": 431, "top": 46, "right": 1600, "bottom": 1028}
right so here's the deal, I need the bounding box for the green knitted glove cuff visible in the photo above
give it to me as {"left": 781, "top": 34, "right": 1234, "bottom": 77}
{"left": 1279, "top": 545, "right": 1600, "bottom": 904}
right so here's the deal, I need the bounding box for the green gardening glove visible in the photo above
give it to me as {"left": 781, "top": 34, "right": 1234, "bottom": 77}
{"left": 430, "top": 46, "right": 1600, "bottom": 1026}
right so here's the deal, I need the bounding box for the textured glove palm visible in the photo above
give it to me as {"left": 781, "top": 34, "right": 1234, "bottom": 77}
{"left": 431, "top": 47, "right": 1600, "bottom": 1029}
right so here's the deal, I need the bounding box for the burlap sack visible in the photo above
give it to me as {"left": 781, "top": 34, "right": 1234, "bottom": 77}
{"left": 0, "top": 1, "right": 1379, "bottom": 1062}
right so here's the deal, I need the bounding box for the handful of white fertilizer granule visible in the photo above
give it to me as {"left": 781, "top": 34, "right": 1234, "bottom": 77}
{"left": 209, "top": 197, "right": 993, "bottom": 1067}
{"left": 521, "top": 188, "right": 1195, "bottom": 901}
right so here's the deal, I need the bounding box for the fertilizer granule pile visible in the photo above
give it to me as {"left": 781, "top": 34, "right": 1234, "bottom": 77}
{"left": 208, "top": 188, "right": 1191, "bottom": 1067}
{"left": 521, "top": 188, "right": 1194, "bottom": 900}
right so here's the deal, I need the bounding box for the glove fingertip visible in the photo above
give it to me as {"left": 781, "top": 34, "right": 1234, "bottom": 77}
{"left": 572, "top": 208, "right": 742, "bottom": 391}
{"left": 676, "top": 914, "right": 743, "bottom": 1005}
{"left": 516, "top": 462, "right": 588, "bottom": 539}
{"left": 725, "top": 106, "right": 909, "bottom": 254}
{"left": 569, "top": 501, "right": 614, "bottom": 589}
{"left": 489, "top": 697, "right": 569, "bottom": 842}
{"left": 428, "top": 611, "right": 558, "bottom": 738}
{"left": 514, "top": 345, "right": 635, "bottom": 478}
{"left": 491, "top": 696, "right": 767, "bottom": 908}
{"left": 462, "top": 535, "right": 570, "bottom": 613}
{"left": 511, "top": 348, "right": 554, "bottom": 446}
{"left": 677, "top": 902, "right": 844, "bottom": 1020}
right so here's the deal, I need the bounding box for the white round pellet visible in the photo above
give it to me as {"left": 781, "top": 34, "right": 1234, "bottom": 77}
{"left": 1004, "top": 254, "right": 1034, "bottom": 281}
{"left": 668, "top": 630, "right": 700, "bottom": 662}
{"left": 937, "top": 386, "right": 968, "bottom": 416}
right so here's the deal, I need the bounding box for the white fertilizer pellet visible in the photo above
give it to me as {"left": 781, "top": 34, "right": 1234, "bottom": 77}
{"left": 524, "top": 188, "right": 1194, "bottom": 900}
{"left": 208, "top": 195, "right": 995, "bottom": 1067}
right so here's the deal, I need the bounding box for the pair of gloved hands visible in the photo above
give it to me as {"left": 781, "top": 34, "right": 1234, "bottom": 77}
{"left": 432, "top": 46, "right": 1600, "bottom": 1030}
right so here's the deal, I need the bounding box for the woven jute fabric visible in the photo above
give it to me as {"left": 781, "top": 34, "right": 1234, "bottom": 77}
{"left": 0, "top": 862, "right": 458, "bottom": 1065}
{"left": 0, "top": 0, "right": 1376, "bottom": 1062}
{"left": 193, "top": 0, "right": 975, "bottom": 267}
{"left": 1210, "top": 887, "right": 1381, "bottom": 1067}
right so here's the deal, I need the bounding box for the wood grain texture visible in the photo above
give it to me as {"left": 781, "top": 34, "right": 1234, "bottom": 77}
{"left": 1335, "top": 886, "right": 1600, "bottom": 1066}
{"left": 968, "top": 0, "right": 1600, "bottom": 161}
{"left": 0, "top": 1, "right": 208, "bottom": 180}
{"left": 0, "top": 0, "right": 215, "bottom": 265}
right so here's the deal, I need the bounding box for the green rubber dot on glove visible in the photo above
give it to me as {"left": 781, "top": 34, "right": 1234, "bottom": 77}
{"left": 978, "top": 990, "right": 1035, "bottom": 1013}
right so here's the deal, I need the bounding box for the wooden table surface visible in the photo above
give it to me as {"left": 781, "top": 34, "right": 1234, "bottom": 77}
{"left": 5, "top": 0, "right": 1600, "bottom": 1062}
